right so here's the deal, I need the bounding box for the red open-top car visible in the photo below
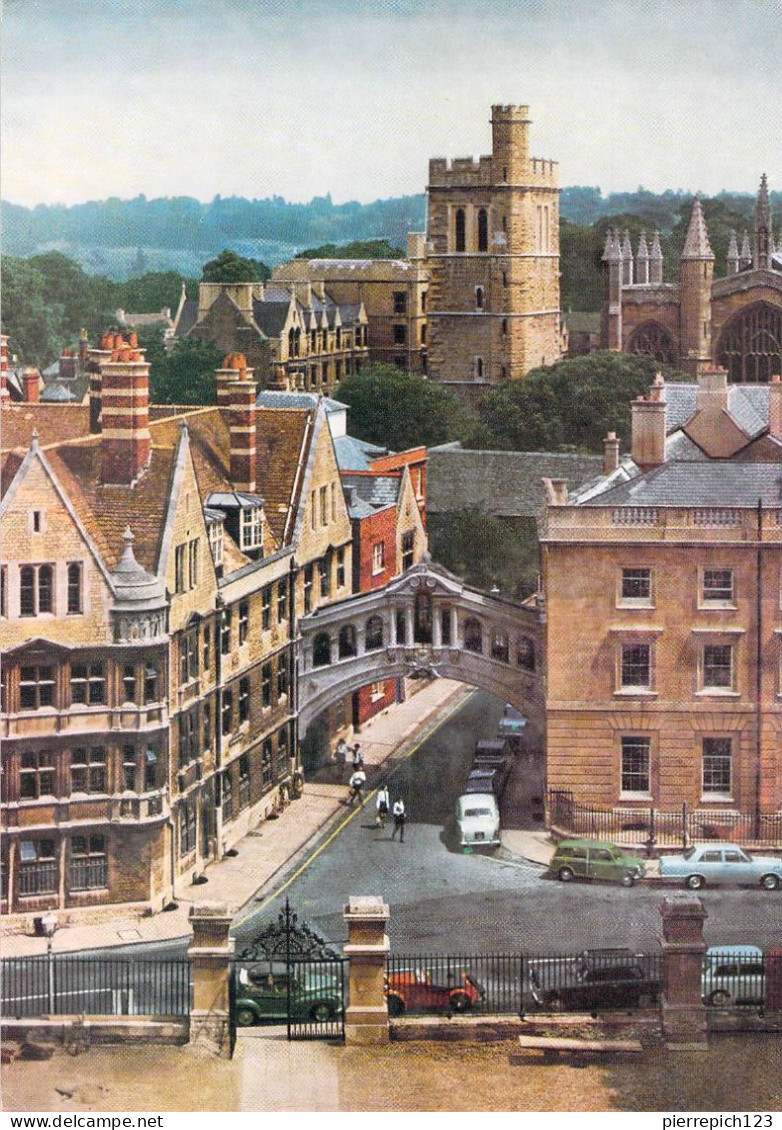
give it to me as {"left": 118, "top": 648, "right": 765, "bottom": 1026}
{"left": 385, "top": 968, "right": 483, "bottom": 1016}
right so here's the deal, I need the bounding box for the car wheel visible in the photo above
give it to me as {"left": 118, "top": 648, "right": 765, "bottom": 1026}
{"left": 760, "top": 873, "right": 780, "bottom": 891}
{"left": 450, "top": 991, "right": 472, "bottom": 1014}
{"left": 386, "top": 994, "right": 405, "bottom": 1017}
{"left": 558, "top": 866, "right": 575, "bottom": 882}
{"left": 236, "top": 1006, "right": 257, "bottom": 1027}
{"left": 709, "top": 989, "right": 731, "bottom": 1008}
{"left": 685, "top": 873, "right": 705, "bottom": 890}
{"left": 310, "top": 1001, "right": 333, "bottom": 1023}
{"left": 620, "top": 871, "right": 636, "bottom": 888}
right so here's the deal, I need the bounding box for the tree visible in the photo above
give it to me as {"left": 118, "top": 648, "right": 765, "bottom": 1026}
{"left": 294, "top": 239, "right": 405, "bottom": 260}
{"left": 201, "top": 249, "right": 270, "bottom": 282}
{"left": 143, "top": 335, "right": 223, "bottom": 405}
{"left": 478, "top": 352, "right": 689, "bottom": 454}
{"left": 335, "top": 365, "right": 478, "bottom": 450}
{"left": 428, "top": 512, "right": 540, "bottom": 600}
{"left": 0, "top": 256, "right": 69, "bottom": 367}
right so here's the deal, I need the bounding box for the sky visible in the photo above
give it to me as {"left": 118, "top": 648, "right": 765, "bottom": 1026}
{"left": 2, "top": 0, "right": 780, "bottom": 208}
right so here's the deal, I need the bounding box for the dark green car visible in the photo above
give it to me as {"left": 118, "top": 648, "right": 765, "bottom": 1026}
{"left": 549, "top": 839, "right": 645, "bottom": 886}
{"left": 235, "top": 964, "right": 344, "bottom": 1026}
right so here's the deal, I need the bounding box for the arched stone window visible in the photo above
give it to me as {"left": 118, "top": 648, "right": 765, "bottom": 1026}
{"left": 627, "top": 322, "right": 676, "bottom": 365}
{"left": 312, "top": 632, "right": 331, "bottom": 667}
{"left": 338, "top": 624, "right": 357, "bottom": 659}
{"left": 365, "top": 615, "right": 384, "bottom": 651}
{"left": 414, "top": 593, "right": 432, "bottom": 644}
{"left": 478, "top": 208, "right": 488, "bottom": 252}
{"left": 717, "top": 302, "right": 782, "bottom": 383}
{"left": 288, "top": 327, "right": 296, "bottom": 357}
{"left": 464, "top": 617, "right": 483, "bottom": 653}
{"left": 517, "top": 635, "right": 536, "bottom": 671}
{"left": 491, "top": 631, "right": 510, "bottom": 663}
{"left": 455, "top": 209, "right": 466, "bottom": 253}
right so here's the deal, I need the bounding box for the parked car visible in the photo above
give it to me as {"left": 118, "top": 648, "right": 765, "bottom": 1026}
{"left": 549, "top": 839, "right": 646, "bottom": 886}
{"left": 702, "top": 945, "right": 765, "bottom": 1008}
{"left": 385, "top": 968, "right": 483, "bottom": 1016}
{"left": 455, "top": 793, "right": 501, "bottom": 848}
{"left": 474, "top": 738, "right": 512, "bottom": 765}
{"left": 659, "top": 844, "right": 782, "bottom": 890}
{"left": 235, "top": 964, "right": 343, "bottom": 1026}
{"left": 467, "top": 756, "right": 511, "bottom": 797}
{"left": 498, "top": 707, "right": 527, "bottom": 750}
{"left": 529, "top": 948, "right": 661, "bottom": 1012}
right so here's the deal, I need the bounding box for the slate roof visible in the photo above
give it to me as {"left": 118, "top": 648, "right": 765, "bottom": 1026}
{"left": 427, "top": 447, "right": 603, "bottom": 517}
{"left": 252, "top": 294, "right": 290, "bottom": 337}
{"left": 663, "top": 383, "right": 771, "bottom": 438}
{"left": 257, "top": 390, "right": 347, "bottom": 413}
{"left": 341, "top": 473, "right": 401, "bottom": 519}
{"left": 175, "top": 298, "right": 199, "bottom": 337}
{"left": 333, "top": 434, "right": 389, "bottom": 471}
{"left": 585, "top": 461, "right": 782, "bottom": 508}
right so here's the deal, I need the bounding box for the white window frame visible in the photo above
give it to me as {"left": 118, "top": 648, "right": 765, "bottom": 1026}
{"left": 240, "top": 507, "right": 263, "bottom": 551}
{"left": 699, "top": 566, "right": 736, "bottom": 608}
{"left": 618, "top": 566, "right": 653, "bottom": 608}
{"left": 371, "top": 542, "right": 386, "bottom": 576}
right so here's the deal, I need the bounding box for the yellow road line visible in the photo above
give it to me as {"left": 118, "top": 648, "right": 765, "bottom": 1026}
{"left": 234, "top": 686, "right": 476, "bottom": 925}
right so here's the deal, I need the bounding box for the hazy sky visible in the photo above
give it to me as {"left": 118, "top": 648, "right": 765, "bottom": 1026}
{"left": 2, "top": 0, "right": 780, "bottom": 207}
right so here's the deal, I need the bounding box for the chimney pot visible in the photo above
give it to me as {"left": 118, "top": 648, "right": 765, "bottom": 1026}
{"left": 603, "top": 431, "right": 620, "bottom": 475}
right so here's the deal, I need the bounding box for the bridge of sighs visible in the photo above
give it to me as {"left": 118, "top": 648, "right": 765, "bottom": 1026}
{"left": 298, "top": 559, "right": 545, "bottom": 735}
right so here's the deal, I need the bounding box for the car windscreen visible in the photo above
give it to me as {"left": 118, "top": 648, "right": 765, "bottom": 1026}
{"left": 464, "top": 806, "right": 493, "bottom": 818}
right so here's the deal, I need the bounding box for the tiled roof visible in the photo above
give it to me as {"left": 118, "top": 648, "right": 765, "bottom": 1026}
{"left": 1, "top": 404, "right": 91, "bottom": 455}
{"left": 257, "top": 390, "right": 347, "bottom": 413}
{"left": 585, "top": 461, "right": 782, "bottom": 508}
{"left": 663, "top": 383, "right": 771, "bottom": 438}
{"left": 252, "top": 295, "right": 289, "bottom": 337}
{"left": 175, "top": 298, "right": 199, "bottom": 337}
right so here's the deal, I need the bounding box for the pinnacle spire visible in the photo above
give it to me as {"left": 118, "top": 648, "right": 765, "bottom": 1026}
{"left": 681, "top": 196, "right": 714, "bottom": 260}
{"left": 754, "top": 173, "right": 771, "bottom": 268}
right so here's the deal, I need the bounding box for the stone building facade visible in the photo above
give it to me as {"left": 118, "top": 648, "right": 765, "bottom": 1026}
{"left": 425, "top": 104, "right": 563, "bottom": 397}
{"left": 173, "top": 280, "right": 369, "bottom": 394}
{"left": 541, "top": 368, "right": 782, "bottom": 825}
{"left": 272, "top": 234, "right": 429, "bottom": 373}
{"left": 0, "top": 340, "right": 358, "bottom": 918}
{"left": 602, "top": 178, "right": 782, "bottom": 381}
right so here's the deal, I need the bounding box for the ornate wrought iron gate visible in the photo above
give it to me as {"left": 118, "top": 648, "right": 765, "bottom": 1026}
{"left": 235, "top": 899, "right": 345, "bottom": 1041}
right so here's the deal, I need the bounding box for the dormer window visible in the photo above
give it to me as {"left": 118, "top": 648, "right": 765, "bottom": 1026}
{"left": 240, "top": 506, "right": 264, "bottom": 552}
{"left": 208, "top": 519, "right": 224, "bottom": 568}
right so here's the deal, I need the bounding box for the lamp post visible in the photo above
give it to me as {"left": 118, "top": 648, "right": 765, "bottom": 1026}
{"left": 40, "top": 913, "right": 58, "bottom": 1014}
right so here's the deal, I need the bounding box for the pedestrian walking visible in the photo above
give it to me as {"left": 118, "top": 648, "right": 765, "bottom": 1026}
{"left": 391, "top": 798, "right": 406, "bottom": 842}
{"left": 335, "top": 737, "right": 348, "bottom": 773}
{"left": 347, "top": 768, "right": 366, "bottom": 807}
{"left": 375, "top": 784, "right": 390, "bottom": 828}
{"left": 352, "top": 743, "right": 364, "bottom": 772}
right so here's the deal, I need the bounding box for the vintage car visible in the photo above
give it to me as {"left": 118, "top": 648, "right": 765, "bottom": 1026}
{"left": 659, "top": 844, "right": 782, "bottom": 890}
{"left": 455, "top": 792, "right": 501, "bottom": 849}
{"left": 529, "top": 948, "right": 661, "bottom": 1012}
{"left": 549, "top": 839, "right": 645, "bottom": 886}
{"left": 235, "top": 964, "right": 343, "bottom": 1026}
{"left": 465, "top": 761, "right": 510, "bottom": 799}
{"left": 385, "top": 968, "right": 483, "bottom": 1016}
{"left": 473, "top": 738, "right": 512, "bottom": 766}
{"left": 702, "top": 945, "right": 766, "bottom": 1008}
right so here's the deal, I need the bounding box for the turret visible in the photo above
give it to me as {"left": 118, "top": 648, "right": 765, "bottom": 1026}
{"left": 679, "top": 197, "right": 714, "bottom": 378}
{"left": 636, "top": 230, "right": 650, "bottom": 285}
{"left": 754, "top": 173, "right": 772, "bottom": 270}
{"left": 490, "top": 104, "right": 531, "bottom": 183}
{"left": 600, "top": 229, "right": 623, "bottom": 350}
{"left": 649, "top": 231, "right": 663, "bottom": 286}
{"left": 726, "top": 230, "right": 739, "bottom": 275}
{"left": 621, "top": 230, "right": 634, "bottom": 286}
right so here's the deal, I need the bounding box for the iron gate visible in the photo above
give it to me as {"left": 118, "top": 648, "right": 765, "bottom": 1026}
{"left": 234, "top": 899, "right": 345, "bottom": 1041}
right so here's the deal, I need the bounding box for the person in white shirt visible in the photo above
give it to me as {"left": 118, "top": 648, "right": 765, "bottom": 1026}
{"left": 347, "top": 769, "right": 366, "bottom": 807}
{"left": 375, "top": 784, "right": 390, "bottom": 828}
{"left": 391, "top": 798, "right": 406, "bottom": 841}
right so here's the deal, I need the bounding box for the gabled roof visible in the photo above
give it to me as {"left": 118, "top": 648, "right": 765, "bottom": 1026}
{"left": 341, "top": 473, "right": 401, "bottom": 518}
{"left": 582, "top": 460, "right": 781, "bottom": 508}
{"left": 663, "top": 383, "right": 771, "bottom": 440}
{"left": 333, "top": 434, "right": 389, "bottom": 471}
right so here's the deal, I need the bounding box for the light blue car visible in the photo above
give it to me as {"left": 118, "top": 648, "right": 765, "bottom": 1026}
{"left": 660, "top": 844, "right": 782, "bottom": 890}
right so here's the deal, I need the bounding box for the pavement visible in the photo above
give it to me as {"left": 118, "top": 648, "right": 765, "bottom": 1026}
{"left": 1, "top": 678, "right": 557, "bottom": 960}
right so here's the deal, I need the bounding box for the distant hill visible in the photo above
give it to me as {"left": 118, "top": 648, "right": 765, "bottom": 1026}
{"left": 2, "top": 187, "right": 776, "bottom": 283}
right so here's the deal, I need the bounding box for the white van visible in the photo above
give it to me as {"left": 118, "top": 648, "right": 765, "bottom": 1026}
{"left": 702, "top": 945, "right": 765, "bottom": 1007}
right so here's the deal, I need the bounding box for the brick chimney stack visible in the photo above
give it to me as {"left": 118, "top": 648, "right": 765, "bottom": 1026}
{"left": 217, "top": 353, "right": 258, "bottom": 492}
{"left": 99, "top": 334, "right": 151, "bottom": 485}
{"left": 603, "top": 431, "right": 620, "bottom": 475}
{"left": 769, "top": 374, "right": 782, "bottom": 440}
{"left": 22, "top": 367, "right": 41, "bottom": 403}
{"left": 696, "top": 366, "right": 729, "bottom": 414}
{"left": 631, "top": 373, "right": 667, "bottom": 469}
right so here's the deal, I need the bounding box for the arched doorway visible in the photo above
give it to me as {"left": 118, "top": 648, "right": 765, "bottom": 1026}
{"left": 627, "top": 322, "right": 676, "bottom": 365}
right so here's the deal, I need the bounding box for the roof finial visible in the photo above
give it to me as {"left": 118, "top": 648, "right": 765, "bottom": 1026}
{"left": 681, "top": 195, "right": 714, "bottom": 260}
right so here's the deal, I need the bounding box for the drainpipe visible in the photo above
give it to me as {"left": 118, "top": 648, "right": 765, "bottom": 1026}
{"left": 215, "top": 597, "right": 225, "bottom": 853}
{"left": 754, "top": 499, "right": 763, "bottom": 839}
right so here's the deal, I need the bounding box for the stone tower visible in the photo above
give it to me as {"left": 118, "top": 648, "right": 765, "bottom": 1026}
{"left": 425, "top": 105, "right": 561, "bottom": 396}
{"left": 679, "top": 196, "right": 715, "bottom": 377}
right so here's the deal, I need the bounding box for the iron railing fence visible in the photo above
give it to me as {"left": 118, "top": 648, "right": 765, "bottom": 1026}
{"left": 1, "top": 956, "right": 191, "bottom": 1018}
{"left": 526, "top": 951, "right": 663, "bottom": 1013}
{"left": 287, "top": 957, "right": 346, "bottom": 1041}
{"left": 549, "top": 791, "right": 782, "bottom": 849}
{"left": 386, "top": 953, "right": 525, "bottom": 1016}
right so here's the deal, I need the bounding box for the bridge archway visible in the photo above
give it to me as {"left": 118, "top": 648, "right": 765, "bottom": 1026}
{"left": 298, "top": 560, "right": 545, "bottom": 737}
